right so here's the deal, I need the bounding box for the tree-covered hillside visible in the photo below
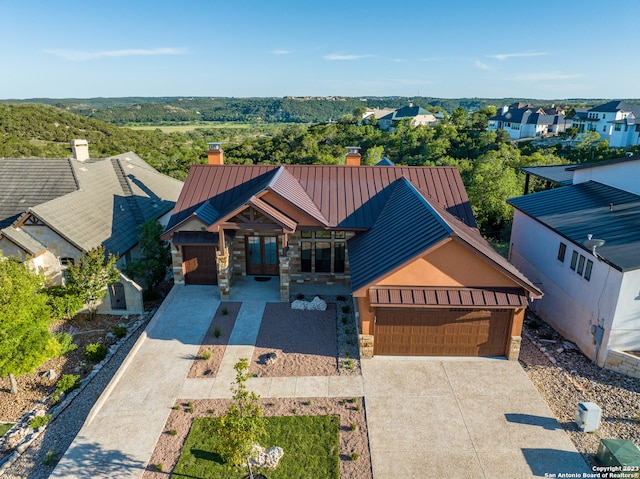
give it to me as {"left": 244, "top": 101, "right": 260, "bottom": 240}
{"left": 1, "top": 103, "right": 634, "bottom": 238}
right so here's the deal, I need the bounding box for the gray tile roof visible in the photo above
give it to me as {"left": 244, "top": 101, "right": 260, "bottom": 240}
{"left": 508, "top": 181, "right": 640, "bottom": 271}
{"left": 589, "top": 100, "right": 640, "bottom": 115}
{"left": 0, "top": 227, "right": 47, "bottom": 255}
{"left": 30, "top": 155, "right": 182, "bottom": 255}
{"left": 0, "top": 158, "right": 78, "bottom": 228}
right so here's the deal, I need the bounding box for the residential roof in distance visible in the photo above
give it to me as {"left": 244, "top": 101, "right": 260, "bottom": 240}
{"left": 508, "top": 181, "right": 640, "bottom": 271}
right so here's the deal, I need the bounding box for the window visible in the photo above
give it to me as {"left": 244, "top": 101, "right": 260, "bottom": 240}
{"left": 334, "top": 243, "right": 345, "bottom": 273}
{"left": 570, "top": 251, "right": 578, "bottom": 270}
{"left": 315, "top": 231, "right": 331, "bottom": 239}
{"left": 603, "top": 126, "right": 606, "bottom": 132}
{"left": 59, "top": 257, "right": 75, "bottom": 267}
{"left": 584, "top": 260, "right": 593, "bottom": 281}
{"left": 300, "top": 231, "right": 312, "bottom": 239}
{"left": 557, "top": 242, "right": 567, "bottom": 262}
{"left": 577, "top": 255, "right": 586, "bottom": 275}
{"left": 301, "top": 242, "right": 312, "bottom": 272}
{"left": 614, "top": 123, "right": 622, "bottom": 131}
{"left": 315, "top": 242, "right": 331, "bottom": 272}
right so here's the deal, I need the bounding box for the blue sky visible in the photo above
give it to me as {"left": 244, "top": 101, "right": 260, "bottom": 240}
{"left": 2, "top": 0, "right": 640, "bottom": 100}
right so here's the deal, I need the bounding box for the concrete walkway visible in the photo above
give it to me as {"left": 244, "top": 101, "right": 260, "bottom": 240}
{"left": 50, "top": 285, "right": 220, "bottom": 479}
{"left": 361, "top": 357, "right": 591, "bottom": 479}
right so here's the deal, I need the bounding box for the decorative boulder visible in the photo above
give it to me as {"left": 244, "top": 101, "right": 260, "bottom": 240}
{"left": 265, "top": 352, "right": 277, "bottom": 365}
{"left": 308, "top": 296, "right": 327, "bottom": 311}
{"left": 248, "top": 445, "right": 284, "bottom": 469}
{"left": 42, "top": 369, "right": 57, "bottom": 381}
{"left": 291, "top": 300, "right": 306, "bottom": 310}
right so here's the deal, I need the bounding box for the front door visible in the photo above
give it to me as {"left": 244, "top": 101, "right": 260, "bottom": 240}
{"left": 246, "top": 236, "right": 279, "bottom": 275}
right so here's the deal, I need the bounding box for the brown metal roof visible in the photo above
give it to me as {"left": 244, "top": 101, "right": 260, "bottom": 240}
{"left": 369, "top": 287, "right": 529, "bottom": 308}
{"left": 247, "top": 196, "right": 298, "bottom": 232}
{"left": 166, "top": 164, "right": 476, "bottom": 232}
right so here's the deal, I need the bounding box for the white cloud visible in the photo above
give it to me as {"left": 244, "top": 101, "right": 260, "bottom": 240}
{"left": 44, "top": 47, "right": 188, "bottom": 61}
{"left": 475, "top": 60, "right": 491, "bottom": 70}
{"left": 271, "top": 49, "right": 291, "bottom": 55}
{"left": 488, "top": 51, "right": 548, "bottom": 61}
{"left": 510, "top": 72, "right": 582, "bottom": 82}
{"left": 323, "top": 53, "right": 373, "bottom": 61}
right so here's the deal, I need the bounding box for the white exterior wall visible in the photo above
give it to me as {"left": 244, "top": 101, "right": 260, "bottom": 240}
{"left": 572, "top": 161, "right": 640, "bottom": 195}
{"left": 608, "top": 269, "right": 640, "bottom": 352}
{"left": 509, "top": 211, "right": 622, "bottom": 365}
{"left": 609, "top": 124, "right": 640, "bottom": 148}
{"left": 520, "top": 124, "right": 536, "bottom": 139}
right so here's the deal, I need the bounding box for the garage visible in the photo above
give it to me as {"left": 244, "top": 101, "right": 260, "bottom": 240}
{"left": 182, "top": 245, "right": 217, "bottom": 285}
{"left": 374, "top": 308, "right": 512, "bottom": 357}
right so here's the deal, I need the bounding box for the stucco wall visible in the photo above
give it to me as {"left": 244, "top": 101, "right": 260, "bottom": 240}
{"left": 572, "top": 161, "right": 640, "bottom": 195}
{"left": 509, "top": 210, "right": 622, "bottom": 364}
{"left": 20, "top": 223, "right": 81, "bottom": 260}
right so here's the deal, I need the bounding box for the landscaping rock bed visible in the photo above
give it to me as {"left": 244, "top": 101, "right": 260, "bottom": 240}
{"left": 143, "top": 397, "right": 372, "bottom": 479}
{"left": 250, "top": 302, "right": 339, "bottom": 377}
{"left": 519, "top": 313, "right": 640, "bottom": 466}
{"left": 188, "top": 302, "right": 240, "bottom": 378}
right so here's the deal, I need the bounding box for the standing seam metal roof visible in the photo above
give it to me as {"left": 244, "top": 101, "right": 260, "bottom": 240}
{"left": 508, "top": 181, "right": 640, "bottom": 271}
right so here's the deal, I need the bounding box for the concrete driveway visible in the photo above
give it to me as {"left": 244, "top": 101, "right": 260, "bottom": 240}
{"left": 361, "top": 357, "right": 591, "bottom": 479}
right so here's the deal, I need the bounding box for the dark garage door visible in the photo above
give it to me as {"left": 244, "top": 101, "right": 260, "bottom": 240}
{"left": 374, "top": 308, "right": 511, "bottom": 357}
{"left": 182, "top": 246, "right": 217, "bottom": 285}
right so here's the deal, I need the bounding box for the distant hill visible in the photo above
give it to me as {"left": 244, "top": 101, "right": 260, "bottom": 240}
{"left": 0, "top": 96, "right": 622, "bottom": 125}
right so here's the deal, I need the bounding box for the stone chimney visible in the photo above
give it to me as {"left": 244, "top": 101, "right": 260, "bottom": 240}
{"left": 207, "top": 142, "right": 224, "bottom": 165}
{"left": 71, "top": 139, "right": 89, "bottom": 162}
{"left": 345, "top": 146, "right": 361, "bottom": 166}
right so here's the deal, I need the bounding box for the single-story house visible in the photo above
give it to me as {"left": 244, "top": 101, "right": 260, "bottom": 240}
{"left": 162, "top": 144, "right": 541, "bottom": 359}
{"left": 377, "top": 103, "right": 440, "bottom": 131}
{"left": 508, "top": 154, "right": 640, "bottom": 366}
{"left": 0, "top": 140, "right": 183, "bottom": 314}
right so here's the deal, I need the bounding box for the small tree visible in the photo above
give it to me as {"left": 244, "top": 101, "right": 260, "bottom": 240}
{"left": 67, "top": 247, "right": 119, "bottom": 319}
{"left": 124, "top": 219, "right": 171, "bottom": 297}
{"left": 44, "top": 285, "right": 84, "bottom": 320}
{"left": 213, "top": 358, "right": 267, "bottom": 466}
{"left": 0, "top": 256, "right": 58, "bottom": 393}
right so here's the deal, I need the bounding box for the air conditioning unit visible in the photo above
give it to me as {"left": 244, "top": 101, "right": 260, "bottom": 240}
{"left": 575, "top": 402, "right": 601, "bottom": 432}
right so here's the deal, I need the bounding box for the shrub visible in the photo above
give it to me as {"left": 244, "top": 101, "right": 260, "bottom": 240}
{"left": 53, "top": 332, "right": 78, "bottom": 356}
{"left": 201, "top": 349, "right": 211, "bottom": 360}
{"left": 84, "top": 343, "right": 108, "bottom": 363}
{"left": 112, "top": 325, "right": 127, "bottom": 339}
{"left": 303, "top": 400, "right": 311, "bottom": 406}
{"left": 44, "top": 285, "right": 84, "bottom": 320}
{"left": 213, "top": 326, "right": 221, "bottom": 338}
{"left": 350, "top": 452, "right": 359, "bottom": 461}
{"left": 168, "top": 429, "right": 178, "bottom": 436}
{"left": 186, "top": 407, "right": 194, "bottom": 413}
{"left": 341, "top": 304, "right": 351, "bottom": 314}
{"left": 51, "top": 374, "right": 81, "bottom": 403}
{"left": 155, "top": 463, "right": 163, "bottom": 472}
{"left": 172, "top": 405, "right": 180, "bottom": 410}
{"left": 221, "top": 306, "right": 228, "bottom": 316}
{"left": 29, "top": 414, "right": 52, "bottom": 429}
{"left": 43, "top": 448, "right": 57, "bottom": 467}
{"left": 337, "top": 295, "right": 346, "bottom": 301}
{"left": 341, "top": 316, "right": 348, "bottom": 324}
{"left": 349, "top": 423, "right": 357, "bottom": 431}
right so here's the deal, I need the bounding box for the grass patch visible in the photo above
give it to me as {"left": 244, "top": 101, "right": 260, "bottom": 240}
{"left": 173, "top": 415, "right": 340, "bottom": 479}
{"left": 0, "top": 423, "right": 13, "bottom": 436}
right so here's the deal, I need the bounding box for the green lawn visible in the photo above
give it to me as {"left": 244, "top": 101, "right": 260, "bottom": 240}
{"left": 172, "top": 415, "right": 340, "bottom": 479}
{"left": 0, "top": 423, "right": 14, "bottom": 436}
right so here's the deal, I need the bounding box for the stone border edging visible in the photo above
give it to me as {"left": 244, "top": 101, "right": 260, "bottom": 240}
{"left": 0, "top": 304, "right": 160, "bottom": 476}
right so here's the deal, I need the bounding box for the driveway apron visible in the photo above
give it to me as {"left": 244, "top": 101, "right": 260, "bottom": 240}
{"left": 50, "top": 285, "right": 220, "bottom": 479}
{"left": 361, "top": 357, "right": 591, "bottom": 479}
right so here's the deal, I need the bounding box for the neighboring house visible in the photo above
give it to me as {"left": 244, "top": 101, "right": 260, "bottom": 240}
{"left": 507, "top": 154, "right": 640, "bottom": 366}
{"left": 488, "top": 103, "right": 569, "bottom": 140}
{"left": 570, "top": 100, "right": 640, "bottom": 147}
{"left": 377, "top": 103, "right": 440, "bottom": 131}
{"left": 162, "top": 144, "right": 541, "bottom": 359}
{"left": 0, "top": 140, "right": 183, "bottom": 314}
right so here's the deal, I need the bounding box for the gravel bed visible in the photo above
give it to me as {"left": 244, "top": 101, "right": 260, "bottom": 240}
{"left": 0, "top": 315, "right": 150, "bottom": 479}
{"left": 519, "top": 313, "right": 640, "bottom": 466}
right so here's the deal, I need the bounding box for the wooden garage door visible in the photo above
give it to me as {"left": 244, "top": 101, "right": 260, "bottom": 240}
{"left": 182, "top": 246, "right": 217, "bottom": 285}
{"left": 374, "top": 308, "right": 511, "bottom": 357}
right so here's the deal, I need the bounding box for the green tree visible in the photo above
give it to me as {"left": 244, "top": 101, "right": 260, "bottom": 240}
{"left": 0, "top": 256, "right": 58, "bottom": 393}
{"left": 44, "top": 285, "right": 84, "bottom": 320}
{"left": 67, "top": 247, "right": 120, "bottom": 319}
{"left": 124, "top": 219, "right": 171, "bottom": 297}
{"left": 212, "top": 358, "right": 267, "bottom": 466}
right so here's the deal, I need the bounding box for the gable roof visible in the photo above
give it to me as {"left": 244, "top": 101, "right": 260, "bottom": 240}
{"left": 589, "top": 100, "right": 640, "bottom": 114}
{"left": 508, "top": 181, "right": 640, "bottom": 271}
{"left": 0, "top": 226, "right": 47, "bottom": 256}
{"left": 0, "top": 158, "right": 78, "bottom": 228}
{"left": 375, "top": 158, "right": 395, "bottom": 166}
{"left": 392, "top": 105, "right": 433, "bottom": 119}
{"left": 3, "top": 153, "right": 182, "bottom": 256}
{"left": 348, "top": 178, "right": 542, "bottom": 296}
{"left": 165, "top": 164, "right": 476, "bottom": 234}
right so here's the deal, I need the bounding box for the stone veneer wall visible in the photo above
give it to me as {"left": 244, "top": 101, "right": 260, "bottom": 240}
{"left": 604, "top": 350, "right": 640, "bottom": 379}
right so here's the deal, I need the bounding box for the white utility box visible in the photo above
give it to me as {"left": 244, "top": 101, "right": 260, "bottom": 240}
{"left": 575, "top": 402, "right": 602, "bottom": 432}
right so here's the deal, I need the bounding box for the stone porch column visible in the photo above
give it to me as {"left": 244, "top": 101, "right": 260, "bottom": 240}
{"left": 216, "top": 249, "right": 231, "bottom": 300}
{"left": 507, "top": 336, "right": 522, "bottom": 360}
{"left": 279, "top": 256, "right": 290, "bottom": 302}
